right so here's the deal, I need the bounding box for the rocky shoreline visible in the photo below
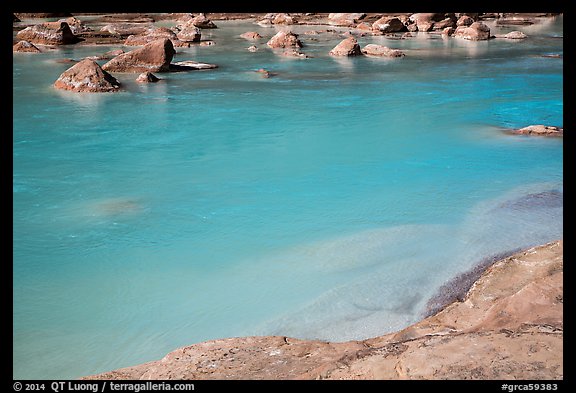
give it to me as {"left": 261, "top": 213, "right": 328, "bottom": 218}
{"left": 83, "top": 240, "right": 562, "bottom": 380}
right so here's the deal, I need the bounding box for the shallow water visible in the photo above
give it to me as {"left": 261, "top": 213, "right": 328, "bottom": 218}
{"left": 13, "top": 17, "right": 563, "bottom": 379}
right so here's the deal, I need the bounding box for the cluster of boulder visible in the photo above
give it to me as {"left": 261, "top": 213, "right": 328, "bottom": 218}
{"left": 13, "top": 12, "right": 543, "bottom": 94}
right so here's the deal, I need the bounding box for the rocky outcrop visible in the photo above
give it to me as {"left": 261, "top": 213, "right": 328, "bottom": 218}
{"left": 84, "top": 241, "right": 563, "bottom": 380}
{"left": 329, "top": 37, "right": 362, "bottom": 56}
{"left": 102, "top": 38, "right": 175, "bottom": 73}
{"left": 16, "top": 21, "right": 79, "bottom": 45}
{"left": 13, "top": 40, "right": 41, "bottom": 53}
{"left": 361, "top": 44, "right": 404, "bottom": 58}
{"left": 328, "top": 13, "right": 366, "bottom": 27}
{"left": 175, "top": 21, "right": 202, "bottom": 42}
{"left": 510, "top": 125, "right": 563, "bottom": 137}
{"left": 372, "top": 16, "right": 406, "bottom": 33}
{"left": 136, "top": 72, "right": 160, "bottom": 83}
{"left": 53, "top": 59, "right": 120, "bottom": 93}
{"left": 454, "top": 22, "right": 491, "bottom": 40}
{"left": 266, "top": 31, "right": 302, "bottom": 49}
{"left": 240, "top": 32, "right": 262, "bottom": 40}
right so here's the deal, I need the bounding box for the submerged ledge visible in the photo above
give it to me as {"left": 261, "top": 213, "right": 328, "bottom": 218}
{"left": 83, "top": 240, "right": 563, "bottom": 380}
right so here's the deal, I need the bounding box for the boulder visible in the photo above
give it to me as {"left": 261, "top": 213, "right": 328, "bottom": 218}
{"left": 136, "top": 72, "right": 160, "bottom": 83}
{"left": 355, "top": 22, "right": 373, "bottom": 32}
{"left": 247, "top": 45, "right": 259, "bottom": 52}
{"left": 504, "top": 31, "right": 528, "bottom": 39}
{"left": 100, "top": 23, "right": 154, "bottom": 35}
{"left": 372, "top": 16, "right": 406, "bottom": 33}
{"left": 432, "top": 17, "right": 456, "bottom": 30}
{"left": 328, "top": 13, "right": 366, "bottom": 27}
{"left": 16, "top": 21, "right": 79, "bottom": 45}
{"left": 456, "top": 15, "right": 474, "bottom": 27}
{"left": 102, "top": 38, "right": 175, "bottom": 73}
{"left": 442, "top": 27, "right": 455, "bottom": 36}
{"left": 13, "top": 40, "right": 41, "bottom": 53}
{"left": 266, "top": 31, "right": 302, "bottom": 49}
{"left": 58, "top": 17, "right": 90, "bottom": 34}
{"left": 409, "top": 13, "right": 445, "bottom": 32}
{"left": 511, "top": 125, "right": 563, "bottom": 137}
{"left": 190, "top": 13, "right": 217, "bottom": 29}
{"left": 273, "top": 13, "right": 295, "bottom": 25}
{"left": 255, "top": 68, "right": 276, "bottom": 78}
{"left": 329, "top": 37, "right": 362, "bottom": 56}
{"left": 176, "top": 21, "right": 202, "bottom": 42}
{"left": 240, "top": 31, "right": 261, "bottom": 40}
{"left": 361, "top": 44, "right": 404, "bottom": 57}
{"left": 453, "top": 22, "right": 491, "bottom": 40}
{"left": 54, "top": 59, "right": 120, "bottom": 93}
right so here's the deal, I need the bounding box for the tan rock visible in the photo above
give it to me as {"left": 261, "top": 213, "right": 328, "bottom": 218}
{"left": 361, "top": 44, "right": 404, "bottom": 57}
{"left": 329, "top": 37, "right": 362, "bottom": 56}
{"left": 273, "top": 13, "right": 295, "bottom": 25}
{"left": 102, "top": 38, "right": 175, "bottom": 73}
{"left": 372, "top": 16, "right": 405, "bottom": 33}
{"left": 16, "top": 21, "right": 79, "bottom": 45}
{"left": 454, "top": 22, "right": 491, "bottom": 40}
{"left": 504, "top": 31, "right": 528, "bottom": 39}
{"left": 176, "top": 21, "right": 202, "bottom": 42}
{"left": 266, "top": 31, "right": 302, "bottom": 49}
{"left": 190, "top": 13, "right": 217, "bottom": 29}
{"left": 54, "top": 59, "right": 120, "bottom": 93}
{"left": 100, "top": 23, "right": 154, "bottom": 35}
{"left": 328, "top": 13, "right": 366, "bottom": 27}
{"left": 58, "top": 17, "right": 90, "bottom": 34}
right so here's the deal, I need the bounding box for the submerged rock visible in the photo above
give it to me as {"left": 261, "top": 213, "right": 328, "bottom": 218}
{"left": 329, "top": 37, "right": 362, "bottom": 56}
{"left": 102, "top": 38, "right": 175, "bottom": 73}
{"left": 361, "top": 44, "right": 404, "bottom": 57}
{"left": 504, "top": 31, "right": 528, "bottom": 39}
{"left": 136, "top": 71, "right": 160, "bottom": 83}
{"left": 499, "top": 190, "right": 563, "bottom": 211}
{"left": 54, "top": 59, "right": 120, "bottom": 93}
{"left": 266, "top": 30, "right": 302, "bottom": 49}
{"left": 13, "top": 40, "right": 41, "bottom": 53}
{"left": 453, "top": 21, "right": 491, "bottom": 40}
{"left": 510, "top": 124, "right": 563, "bottom": 136}
{"left": 170, "top": 61, "right": 218, "bottom": 71}
{"left": 240, "top": 31, "right": 262, "bottom": 40}
{"left": 16, "top": 21, "right": 79, "bottom": 45}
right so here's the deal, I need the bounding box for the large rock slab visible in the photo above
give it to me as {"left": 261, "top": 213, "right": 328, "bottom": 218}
{"left": 54, "top": 59, "right": 120, "bottom": 93}
{"left": 16, "top": 21, "right": 79, "bottom": 45}
{"left": 328, "top": 13, "right": 366, "bottom": 27}
{"left": 83, "top": 241, "right": 563, "bottom": 380}
{"left": 102, "top": 38, "right": 175, "bottom": 73}
{"left": 329, "top": 37, "right": 362, "bottom": 56}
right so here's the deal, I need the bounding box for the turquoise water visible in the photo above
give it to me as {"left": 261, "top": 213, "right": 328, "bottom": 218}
{"left": 13, "top": 17, "right": 563, "bottom": 379}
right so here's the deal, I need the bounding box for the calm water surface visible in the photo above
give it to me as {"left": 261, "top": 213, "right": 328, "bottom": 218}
{"left": 13, "top": 17, "right": 563, "bottom": 379}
